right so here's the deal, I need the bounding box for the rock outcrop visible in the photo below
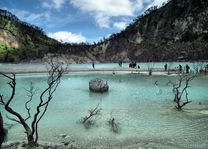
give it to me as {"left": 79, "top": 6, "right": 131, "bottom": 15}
{"left": 89, "top": 78, "right": 109, "bottom": 93}
{"left": 89, "top": 0, "right": 208, "bottom": 62}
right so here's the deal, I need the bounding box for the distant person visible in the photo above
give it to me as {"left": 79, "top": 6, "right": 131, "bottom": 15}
{"left": 186, "top": 64, "right": 190, "bottom": 73}
{"left": 118, "top": 61, "right": 122, "bottom": 67}
{"left": 129, "top": 62, "right": 132, "bottom": 68}
{"left": 138, "top": 65, "right": 140, "bottom": 69}
{"left": 179, "top": 64, "right": 182, "bottom": 73}
{"left": 133, "top": 62, "right": 136, "bottom": 68}
{"left": 129, "top": 61, "right": 136, "bottom": 68}
{"left": 164, "top": 64, "right": 167, "bottom": 71}
{"left": 92, "top": 62, "right": 95, "bottom": 69}
{"left": 0, "top": 111, "right": 8, "bottom": 149}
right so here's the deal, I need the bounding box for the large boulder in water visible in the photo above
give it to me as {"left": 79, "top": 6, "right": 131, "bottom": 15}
{"left": 89, "top": 78, "right": 109, "bottom": 93}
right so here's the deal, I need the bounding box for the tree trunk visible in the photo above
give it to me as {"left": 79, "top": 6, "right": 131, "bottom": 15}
{"left": 23, "top": 123, "right": 37, "bottom": 147}
{"left": 26, "top": 129, "right": 37, "bottom": 147}
{"left": 27, "top": 134, "right": 36, "bottom": 147}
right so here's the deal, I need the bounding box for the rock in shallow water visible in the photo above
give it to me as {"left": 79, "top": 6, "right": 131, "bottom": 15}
{"left": 89, "top": 78, "right": 109, "bottom": 93}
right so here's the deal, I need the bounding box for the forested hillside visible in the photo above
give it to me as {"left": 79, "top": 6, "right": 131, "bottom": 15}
{"left": 0, "top": 0, "right": 208, "bottom": 63}
{"left": 0, "top": 9, "right": 60, "bottom": 62}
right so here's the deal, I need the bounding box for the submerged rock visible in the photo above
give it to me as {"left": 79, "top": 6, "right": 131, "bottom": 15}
{"left": 89, "top": 78, "right": 109, "bottom": 93}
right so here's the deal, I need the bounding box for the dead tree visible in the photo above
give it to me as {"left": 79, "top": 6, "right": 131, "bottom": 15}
{"left": 81, "top": 104, "right": 102, "bottom": 129}
{"left": 192, "top": 62, "right": 206, "bottom": 73}
{"left": 167, "top": 62, "right": 173, "bottom": 75}
{"left": 108, "top": 116, "right": 120, "bottom": 133}
{"left": 146, "top": 62, "right": 155, "bottom": 76}
{"left": 0, "top": 63, "right": 64, "bottom": 147}
{"left": 168, "top": 75, "right": 195, "bottom": 110}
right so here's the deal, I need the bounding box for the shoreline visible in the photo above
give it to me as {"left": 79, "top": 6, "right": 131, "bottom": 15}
{"left": 2, "top": 140, "right": 180, "bottom": 149}
{"left": 0, "top": 65, "right": 180, "bottom": 75}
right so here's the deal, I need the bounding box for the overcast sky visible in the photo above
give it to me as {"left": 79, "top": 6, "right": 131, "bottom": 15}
{"left": 0, "top": 0, "right": 168, "bottom": 43}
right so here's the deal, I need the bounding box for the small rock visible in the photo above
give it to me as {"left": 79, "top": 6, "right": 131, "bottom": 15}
{"left": 59, "top": 134, "right": 67, "bottom": 138}
{"left": 64, "top": 142, "right": 70, "bottom": 146}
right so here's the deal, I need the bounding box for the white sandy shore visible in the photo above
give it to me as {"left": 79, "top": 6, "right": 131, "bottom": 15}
{"left": 0, "top": 65, "right": 180, "bottom": 75}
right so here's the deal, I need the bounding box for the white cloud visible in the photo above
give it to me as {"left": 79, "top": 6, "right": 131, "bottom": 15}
{"left": 113, "top": 22, "right": 127, "bottom": 30}
{"left": 42, "top": 0, "right": 66, "bottom": 9}
{"left": 7, "top": 9, "right": 46, "bottom": 24}
{"left": 95, "top": 14, "right": 110, "bottom": 28}
{"left": 70, "top": 0, "right": 169, "bottom": 29}
{"left": 53, "top": 0, "right": 66, "bottom": 9}
{"left": 147, "top": 0, "right": 168, "bottom": 9}
{"left": 70, "top": 0, "right": 144, "bottom": 28}
{"left": 48, "top": 31, "right": 87, "bottom": 43}
{"left": 42, "top": 2, "right": 51, "bottom": 8}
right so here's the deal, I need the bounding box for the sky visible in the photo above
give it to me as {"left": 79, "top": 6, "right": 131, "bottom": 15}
{"left": 0, "top": 0, "right": 168, "bottom": 43}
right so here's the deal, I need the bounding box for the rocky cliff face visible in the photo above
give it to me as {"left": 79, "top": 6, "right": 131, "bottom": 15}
{"left": 88, "top": 0, "right": 208, "bottom": 62}
{"left": 0, "top": 29, "right": 20, "bottom": 49}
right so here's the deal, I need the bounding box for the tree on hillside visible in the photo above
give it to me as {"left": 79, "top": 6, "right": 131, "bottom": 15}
{"left": 0, "top": 62, "right": 64, "bottom": 147}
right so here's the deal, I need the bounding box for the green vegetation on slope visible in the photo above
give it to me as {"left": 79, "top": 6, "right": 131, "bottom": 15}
{"left": 0, "top": 9, "right": 60, "bottom": 62}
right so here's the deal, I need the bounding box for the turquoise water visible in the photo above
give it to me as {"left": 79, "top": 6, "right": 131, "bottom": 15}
{"left": 0, "top": 72, "right": 208, "bottom": 148}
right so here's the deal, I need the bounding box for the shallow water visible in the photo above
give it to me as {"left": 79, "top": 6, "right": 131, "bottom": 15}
{"left": 0, "top": 73, "right": 208, "bottom": 148}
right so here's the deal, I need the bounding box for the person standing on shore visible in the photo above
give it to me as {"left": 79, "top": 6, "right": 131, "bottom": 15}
{"left": 164, "top": 64, "right": 167, "bottom": 71}
{"left": 186, "top": 64, "right": 190, "bottom": 73}
{"left": 0, "top": 111, "right": 8, "bottom": 149}
{"left": 179, "top": 64, "right": 182, "bottom": 73}
{"left": 92, "top": 62, "right": 95, "bottom": 69}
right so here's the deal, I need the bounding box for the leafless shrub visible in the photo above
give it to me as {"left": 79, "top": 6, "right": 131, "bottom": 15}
{"left": 192, "top": 62, "right": 206, "bottom": 74}
{"left": 0, "top": 62, "right": 64, "bottom": 147}
{"left": 146, "top": 62, "right": 155, "bottom": 76}
{"left": 167, "top": 74, "right": 195, "bottom": 110}
{"left": 167, "top": 62, "right": 173, "bottom": 75}
{"left": 80, "top": 104, "right": 102, "bottom": 129}
{"left": 108, "top": 116, "right": 120, "bottom": 133}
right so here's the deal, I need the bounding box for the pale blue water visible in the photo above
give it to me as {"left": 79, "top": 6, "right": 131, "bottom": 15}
{"left": 0, "top": 69, "right": 208, "bottom": 148}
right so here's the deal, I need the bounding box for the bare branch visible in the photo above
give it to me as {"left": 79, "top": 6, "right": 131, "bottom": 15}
{"left": 0, "top": 73, "right": 16, "bottom": 107}
{"left": 108, "top": 117, "right": 120, "bottom": 133}
{"left": 24, "top": 82, "right": 37, "bottom": 121}
{"left": 0, "top": 94, "right": 5, "bottom": 105}
{"left": 0, "top": 62, "right": 64, "bottom": 147}
{"left": 31, "top": 62, "right": 64, "bottom": 143}
{"left": 6, "top": 114, "right": 21, "bottom": 124}
{"left": 0, "top": 73, "right": 39, "bottom": 146}
{"left": 170, "top": 74, "right": 196, "bottom": 110}
{"left": 82, "top": 103, "right": 102, "bottom": 125}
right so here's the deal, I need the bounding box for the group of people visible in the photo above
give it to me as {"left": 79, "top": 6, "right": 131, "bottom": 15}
{"left": 92, "top": 62, "right": 208, "bottom": 74}
{"left": 164, "top": 64, "right": 190, "bottom": 73}
{"left": 129, "top": 61, "right": 140, "bottom": 69}
{"left": 92, "top": 61, "right": 141, "bottom": 69}
{"left": 0, "top": 111, "right": 8, "bottom": 149}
